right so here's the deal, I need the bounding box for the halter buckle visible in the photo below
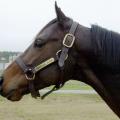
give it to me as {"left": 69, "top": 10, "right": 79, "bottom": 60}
{"left": 63, "top": 33, "right": 75, "bottom": 48}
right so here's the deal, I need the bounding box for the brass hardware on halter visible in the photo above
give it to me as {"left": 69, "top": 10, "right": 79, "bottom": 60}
{"left": 63, "top": 33, "right": 75, "bottom": 48}
{"left": 56, "top": 50, "right": 68, "bottom": 60}
{"left": 25, "top": 68, "right": 36, "bottom": 80}
{"left": 25, "top": 73, "right": 35, "bottom": 81}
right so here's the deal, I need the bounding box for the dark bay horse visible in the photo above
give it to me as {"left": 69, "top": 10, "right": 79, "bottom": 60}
{"left": 0, "top": 2, "right": 120, "bottom": 118}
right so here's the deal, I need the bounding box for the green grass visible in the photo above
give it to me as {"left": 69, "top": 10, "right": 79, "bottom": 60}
{"left": 62, "top": 82, "right": 92, "bottom": 90}
{"left": 0, "top": 94, "right": 119, "bottom": 120}
{"left": 48, "top": 80, "right": 93, "bottom": 90}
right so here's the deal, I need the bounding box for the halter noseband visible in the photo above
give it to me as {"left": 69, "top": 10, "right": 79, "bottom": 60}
{"left": 15, "top": 20, "right": 78, "bottom": 99}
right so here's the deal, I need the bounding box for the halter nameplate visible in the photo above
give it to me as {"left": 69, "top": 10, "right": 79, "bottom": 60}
{"left": 35, "top": 58, "right": 55, "bottom": 72}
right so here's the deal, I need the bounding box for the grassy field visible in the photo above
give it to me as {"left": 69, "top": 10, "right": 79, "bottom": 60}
{"left": 0, "top": 94, "right": 119, "bottom": 120}
{"left": 48, "top": 80, "right": 93, "bottom": 90}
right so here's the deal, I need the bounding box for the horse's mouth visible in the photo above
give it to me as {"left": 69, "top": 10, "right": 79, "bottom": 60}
{"left": 6, "top": 89, "right": 23, "bottom": 101}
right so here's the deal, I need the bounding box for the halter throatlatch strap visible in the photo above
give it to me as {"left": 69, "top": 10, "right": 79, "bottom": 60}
{"left": 15, "top": 20, "right": 78, "bottom": 99}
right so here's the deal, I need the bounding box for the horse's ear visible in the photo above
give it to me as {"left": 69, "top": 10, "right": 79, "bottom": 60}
{"left": 55, "top": 1, "right": 67, "bottom": 25}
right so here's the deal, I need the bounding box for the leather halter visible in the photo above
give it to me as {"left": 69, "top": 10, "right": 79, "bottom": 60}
{"left": 15, "top": 20, "right": 78, "bottom": 99}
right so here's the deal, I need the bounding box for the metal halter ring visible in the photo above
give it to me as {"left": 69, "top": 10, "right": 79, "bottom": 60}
{"left": 25, "top": 68, "right": 35, "bottom": 80}
{"left": 56, "top": 50, "right": 68, "bottom": 60}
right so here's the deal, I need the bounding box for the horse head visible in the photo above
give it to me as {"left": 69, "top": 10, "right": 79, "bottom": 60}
{"left": 0, "top": 2, "right": 86, "bottom": 101}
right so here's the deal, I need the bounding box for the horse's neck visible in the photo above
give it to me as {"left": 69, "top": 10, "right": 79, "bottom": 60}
{"left": 72, "top": 24, "right": 92, "bottom": 81}
{"left": 72, "top": 24, "right": 120, "bottom": 118}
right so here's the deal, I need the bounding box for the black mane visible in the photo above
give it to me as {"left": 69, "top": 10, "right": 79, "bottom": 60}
{"left": 91, "top": 25, "right": 120, "bottom": 113}
{"left": 91, "top": 25, "right": 120, "bottom": 71}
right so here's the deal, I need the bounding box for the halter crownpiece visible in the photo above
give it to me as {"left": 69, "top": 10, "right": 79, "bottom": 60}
{"left": 58, "top": 21, "right": 78, "bottom": 68}
{"left": 15, "top": 20, "right": 78, "bottom": 99}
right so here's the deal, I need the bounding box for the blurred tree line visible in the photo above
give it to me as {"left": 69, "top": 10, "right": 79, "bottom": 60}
{"left": 0, "top": 51, "right": 20, "bottom": 63}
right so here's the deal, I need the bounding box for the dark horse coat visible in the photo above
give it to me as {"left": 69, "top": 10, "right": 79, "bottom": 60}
{"left": 89, "top": 25, "right": 120, "bottom": 112}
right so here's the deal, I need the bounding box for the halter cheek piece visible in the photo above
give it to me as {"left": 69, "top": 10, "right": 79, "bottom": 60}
{"left": 15, "top": 21, "right": 78, "bottom": 99}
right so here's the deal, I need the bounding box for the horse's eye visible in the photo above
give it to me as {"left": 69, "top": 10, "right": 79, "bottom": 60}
{"left": 34, "top": 39, "right": 45, "bottom": 48}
